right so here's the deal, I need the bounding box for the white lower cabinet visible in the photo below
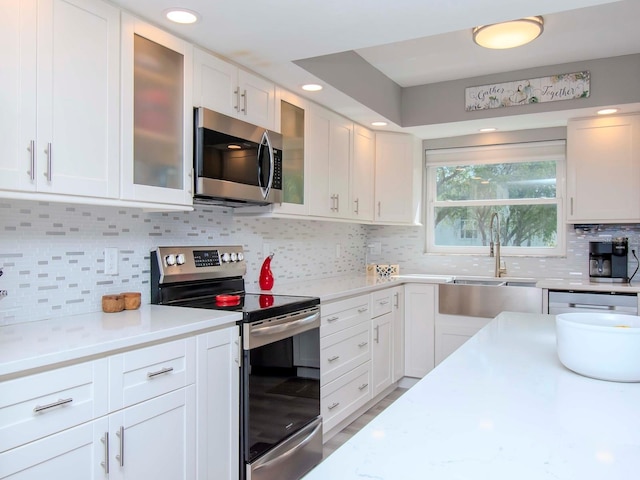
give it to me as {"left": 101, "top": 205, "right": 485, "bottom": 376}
{"left": 404, "top": 284, "right": 436, "bottom": 378}
{"left": 370, "top": 289, "right": 393, "bottom": 397}
{"left": 321, "top": 362, "right": 371, "bottom": 433}
{"left": 0, "top": 325, "right": 239, "bottom": 480}
{"left": 196, "top": 327, "right": 240, "bottom": 480}
{"left": 320, "top": 294, "right": 371, "bottom": 437}
{"left": 0, "top": 418, "right": 109, "bottom": 479}
{"left": 107, "top": 387, "right": 196, "bottom": 480}
{"left": 320, "top": 286, "right": 405, "bottom": 438}
{"left": 391, "top": 286, "right": 405, "bottom": 382}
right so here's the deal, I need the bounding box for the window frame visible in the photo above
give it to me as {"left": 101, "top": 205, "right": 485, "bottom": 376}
{"left": 425, "top": 140, "right": 566, "bottom": 256}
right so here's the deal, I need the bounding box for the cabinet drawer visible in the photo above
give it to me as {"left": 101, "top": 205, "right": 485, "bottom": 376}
{"left": 321, "top": 295, "right": 370, "bottom": 337}
{"left": 320, "top": 323, "right": 370, "bottom": 386}
{"left": 0, "top": 359, "right": 108, "bottom": 453}
{"left": 370, "top": 289, "right": 393, "bottom": 318}
{"left": 321, "top": 362, "right": 371, "bottom": 433}
{"left": 109, "top": 337, "right": 195, "bottom": 410}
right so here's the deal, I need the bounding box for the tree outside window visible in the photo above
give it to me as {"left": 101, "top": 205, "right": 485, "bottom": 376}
{"left": 426, "top": 141, "right": 565, "bottom": 256}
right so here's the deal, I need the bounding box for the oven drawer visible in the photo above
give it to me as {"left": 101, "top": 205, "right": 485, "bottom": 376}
{"left": 321, "top": 362, "right": 371, "bottom": 433}
{"left": 320, "top": 322, "right": 371, "bottom": 385}
{"left": 321, "top": 295, "right": 370, "bottom": 337}
{"left": 0, "top": 359, "right": 108, "bottom": 453}
{"left": 109, "top": 337, "right": 196, "bottom": 409}
{"left": 370, "top": 289, "right": 393, "bottom": 318}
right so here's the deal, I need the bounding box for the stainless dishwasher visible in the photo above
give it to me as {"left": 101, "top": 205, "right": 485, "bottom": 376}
{"left": 548, "top": 290, "right": 639, "bottom": 315}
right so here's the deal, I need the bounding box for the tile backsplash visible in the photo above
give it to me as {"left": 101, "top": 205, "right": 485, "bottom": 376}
{"left": 366, "top": 223, "right": 640, "bottom": 280}
{"left": 0, "top": 200, "right": 366, "bottom": 325}
{"left": 2, "top": 198, "right": 640, "bottom": 326}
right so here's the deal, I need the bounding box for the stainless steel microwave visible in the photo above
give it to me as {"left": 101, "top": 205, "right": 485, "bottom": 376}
{"left": 194, "top": 107, "right": 282, "bottom": 207}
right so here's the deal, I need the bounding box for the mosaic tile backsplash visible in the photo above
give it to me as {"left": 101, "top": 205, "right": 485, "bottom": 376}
{"left": 0, "top": 200, "right": 367, "bottom": 325}
{"left": 2, "top": 198, "right": 640, "bottom": 326}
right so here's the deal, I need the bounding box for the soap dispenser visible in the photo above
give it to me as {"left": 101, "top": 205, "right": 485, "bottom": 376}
{"left": 259, "top": 253, "right": 275, "bottom": 290}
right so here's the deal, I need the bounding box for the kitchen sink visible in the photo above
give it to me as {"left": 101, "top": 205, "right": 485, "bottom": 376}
{"left": 439, "top": 278, "right": 542, "bottom": 318}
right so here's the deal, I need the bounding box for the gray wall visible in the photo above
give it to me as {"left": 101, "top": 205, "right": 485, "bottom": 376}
{"left": 295, "top": 52, "right": 640, "bottom": 129}
{"left": 403, "top": 54, "right": 640, "bottom": 127}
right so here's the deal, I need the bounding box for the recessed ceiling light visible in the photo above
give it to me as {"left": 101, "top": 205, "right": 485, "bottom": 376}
{"left": 165, "top": 8, "right": 200, "bottom": 24}
{"left": 301, "top": 84, "right": 323, "bottom": 92}
{"left": 479, "top": 127, "right": 497, "bottom": 132}
{"left": 227, "top": 144, "right": 242, "bottom": 150}
{"left": 597, "top": 108, "right": 619, "bottom": 115}
{"left": 473, "top": 16, "right": 544, "bottom": 49}
{"left": 371, "top": 121, "right": 388, "bottom": 127}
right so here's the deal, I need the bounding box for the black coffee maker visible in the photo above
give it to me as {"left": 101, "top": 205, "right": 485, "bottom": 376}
{"left": 589, "top": 238, "right": 629, "bottom": 283}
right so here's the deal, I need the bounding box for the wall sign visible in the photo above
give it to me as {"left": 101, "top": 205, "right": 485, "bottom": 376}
{"left": 465, "top": 71, "right": 590, "bottom": 111}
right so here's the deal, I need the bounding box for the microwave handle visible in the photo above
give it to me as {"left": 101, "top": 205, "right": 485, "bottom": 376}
{"left": 257, "top": 131, "right": 274, "bottom": 200}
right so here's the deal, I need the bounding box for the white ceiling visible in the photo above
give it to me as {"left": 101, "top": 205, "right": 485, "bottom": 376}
{"left": 111, "top": 0, "right": 640, "bottom": 138}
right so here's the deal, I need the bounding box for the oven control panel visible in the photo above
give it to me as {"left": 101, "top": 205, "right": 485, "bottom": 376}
{"left": 152, "top": 246, "right": 246, "bottom": 284}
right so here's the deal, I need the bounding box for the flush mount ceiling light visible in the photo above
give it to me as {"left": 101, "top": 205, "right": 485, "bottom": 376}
{"left": 227, "top": 144, "right": 242, "bottom": 150}
{"left": 371, "top": 121, "right": 388, "bottom": 127}
{"left": 479, "top": 127, "right": 498, "bottom": 132}
{"left": 597, "top": 108, "right": 620, "bottom": 115}
{"left": 473, "top": 16, "right": 544, "bottom": 49}
{"left": 301, "top": 84, "right": 323, "bottom": 92}
{"left": 165, "top": 8, "right": 200, "bottom": 24}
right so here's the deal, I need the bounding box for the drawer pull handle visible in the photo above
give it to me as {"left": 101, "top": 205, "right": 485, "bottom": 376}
{"left": 328, "top": 355, "right": 340, "bottom": 362}
{"left": 147, "top": 366, "right": 174, "bottom": 379}
{"left": 358, "top": 341, "right": 368, "bottom": 348}
{"left": 33, "top": 397, "right": 73, "bottom": 413}
{"left": 357, "top": 307, "right": 368, "bottom": 313}
{"left": 358, "top": 383, "right": 369, "bottom": 391}
{"left": 116, "top": 426, "right": 124, "bottom": 467}
{"left": 328, "top": 402, "right": 340, "bottom": 410}
{"left": 101, "top": 432, "right": 110, "bottom": 473}
{"left": 327, "top": 316, "right": 339, "bottom": 322}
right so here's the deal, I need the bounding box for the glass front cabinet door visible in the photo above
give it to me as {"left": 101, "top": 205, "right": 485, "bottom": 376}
{"left": 121, "top": 14, "right": 193, "bottom": 208}
{"left": 273, "top": 90, "right": 309, "bottom": 215}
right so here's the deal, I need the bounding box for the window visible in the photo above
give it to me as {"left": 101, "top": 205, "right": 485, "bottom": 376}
{"left": 425, "top": 141, "right": 565, "bottom": 255}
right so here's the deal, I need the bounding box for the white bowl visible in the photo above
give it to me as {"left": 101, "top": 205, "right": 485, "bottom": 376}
{"left": 555, "top": 312, "right": 640, "bottom": 382}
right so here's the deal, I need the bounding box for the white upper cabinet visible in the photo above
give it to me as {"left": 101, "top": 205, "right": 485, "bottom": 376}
{"left": 374, "top": 132, "right": 422, "bottom": 224}
{"left": 193, "top": 48, "right": 275, "bottom": 130}
{"left": 567, "top": 114, "right": 640, "bottom": 223}
{"left": 350, "top": 125, "right": 375, "bottom": 221}
{"left": 120, "top": 14, "right": 193, "bottom": 207}
{"left": 307, "top": 104, "right": 353, "bottom": 219}
{"left": 0, "top": 0, "right": 120, "bottom": 199}
{"left": 272, "top": 89, "right": 310, "bottom": 215}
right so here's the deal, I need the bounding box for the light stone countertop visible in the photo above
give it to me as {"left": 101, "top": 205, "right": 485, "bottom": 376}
{"left": 0, "top": 305, "right": 241, "bottom": 379}
{"left": 264, "top": 273, "right": 640, "bottom": 303}
{"left": 303, "top": 311, "right": 640, "bottom": 480}
{"left": 261, "top": 274, "right": 454, "bottom": 302}
{"left": 536, "top": 277, "right": 640, "bottom": 293}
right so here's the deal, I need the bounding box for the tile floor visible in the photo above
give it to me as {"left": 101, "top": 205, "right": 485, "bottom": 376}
{"left": 322, "top": 387, "right": 408, "bottom": 459}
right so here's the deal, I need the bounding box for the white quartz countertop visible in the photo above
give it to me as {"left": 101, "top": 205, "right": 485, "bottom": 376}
{"left": 0, "top": 305, "right": 241, "bottom": 378}
{"left": 304, "top": 312, "right": 640, "bottom": 480}
{"left": 263, "top": 274, "right": 454, "bottom": 302}
{"left": 264, "top": 273, "right": 640, "bottom": 303}
{"left": 537, "top": 277, "right": 640, "bottom": 293}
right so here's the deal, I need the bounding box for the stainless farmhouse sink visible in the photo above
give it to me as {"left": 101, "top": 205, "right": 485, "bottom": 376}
{"left": 440, "top": 278, "right": 542, "bottom": 318}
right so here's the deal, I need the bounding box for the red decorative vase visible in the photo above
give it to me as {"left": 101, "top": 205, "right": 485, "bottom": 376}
{"left": 259, "top": 254, "right": 274, "bottom": 290}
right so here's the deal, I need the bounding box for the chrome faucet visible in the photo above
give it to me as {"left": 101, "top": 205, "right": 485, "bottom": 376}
{"left": 489, "top": 212, "right": 507, "bottom": 277}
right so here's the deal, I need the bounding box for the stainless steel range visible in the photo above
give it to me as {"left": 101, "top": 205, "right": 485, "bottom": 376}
{"left": 150, "top": 246, "right": 323, "bottom": 480}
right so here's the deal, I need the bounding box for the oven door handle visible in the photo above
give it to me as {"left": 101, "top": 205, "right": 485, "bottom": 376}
{"left": 253, "top": 417, "right": 322, "bottom": 473}
{"left": 251, "top": 312, "right": 320, "bottom": 336}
